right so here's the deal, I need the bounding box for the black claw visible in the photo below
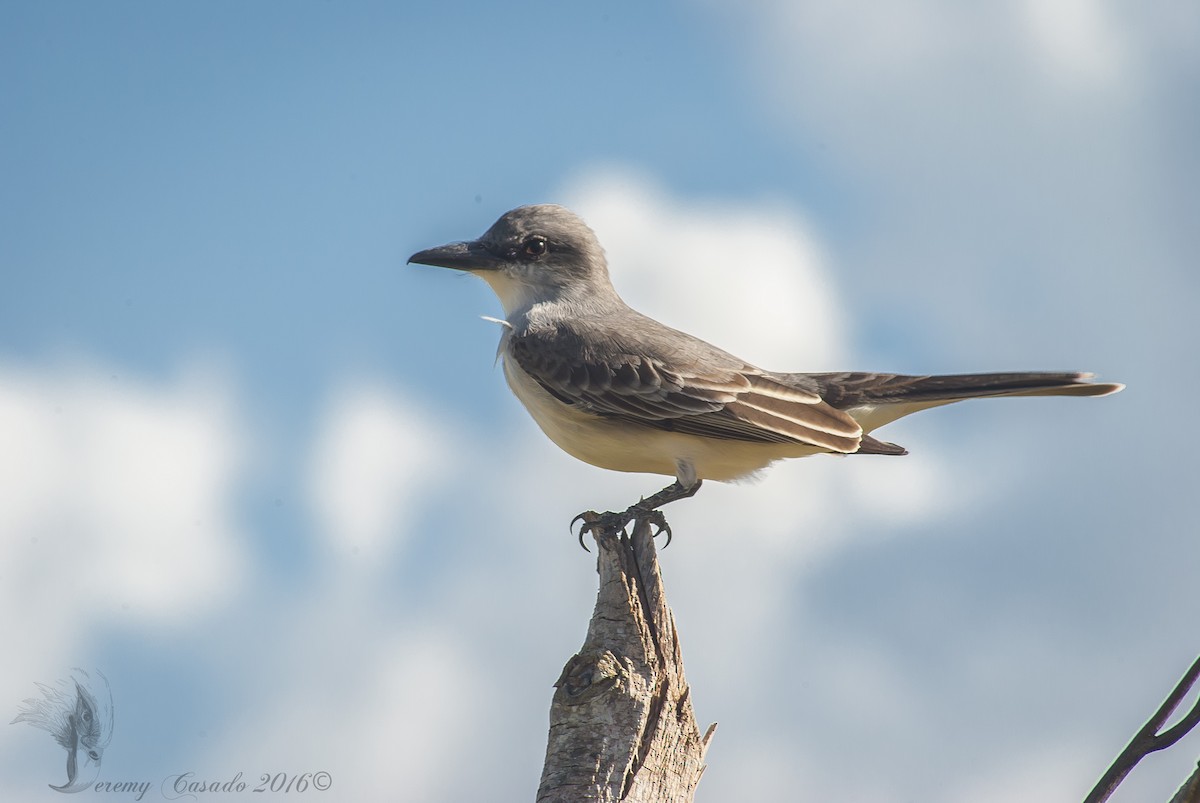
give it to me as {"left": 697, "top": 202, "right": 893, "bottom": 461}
{"left": 570, "top": 511, "right": 599, "bottom": 552}
{"left": 657, "top": 520, "right": 673, "bottom": 548}
{"left": 632, "top": 508, "right": 673, "bottom": 547}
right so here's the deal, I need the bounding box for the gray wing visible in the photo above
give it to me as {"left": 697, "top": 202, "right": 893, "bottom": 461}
{"left": 507, "top": 324, "right": 864, "bottom": 453}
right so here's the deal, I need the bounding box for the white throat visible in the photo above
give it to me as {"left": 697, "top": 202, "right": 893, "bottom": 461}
{"left": 474, "top": 271, "right": 544, "bottom": 322}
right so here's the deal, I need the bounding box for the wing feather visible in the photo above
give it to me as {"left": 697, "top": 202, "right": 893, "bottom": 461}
{"left": 507, "top": 328, "right": 863, "bottom": 452}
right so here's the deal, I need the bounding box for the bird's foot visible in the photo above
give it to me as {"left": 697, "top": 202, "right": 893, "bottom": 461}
{"left": 570, "top": 504, "right": 673, "bottom": 551}
{"left": 631, "top": 505, "right": 672, "bottom": 547}
{"left": 570, "top": 510, "right": 623, "bottom": 551}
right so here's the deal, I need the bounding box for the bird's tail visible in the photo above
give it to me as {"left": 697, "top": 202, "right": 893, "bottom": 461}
{"left": 808, "top": 371, "right": 1123, "bottom": 407}
{"left": 792, "top": 371, "right": 1123, "bottom": 452}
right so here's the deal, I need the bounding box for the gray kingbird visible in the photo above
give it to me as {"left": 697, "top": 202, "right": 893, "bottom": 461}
{"left": 409, "top": 205, "right": 1122, "bottom": 539}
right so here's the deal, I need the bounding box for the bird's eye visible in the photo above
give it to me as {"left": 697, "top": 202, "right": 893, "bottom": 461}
{"left": 523, "top": 236, "right": 548, "bottom": 258}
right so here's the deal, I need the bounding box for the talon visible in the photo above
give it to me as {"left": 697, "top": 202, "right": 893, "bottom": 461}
{"left": 649, "top": 512, "right": 673, "bottom": 548}
{"left": 629, "top": 508, "right": 673, "bottom": 547}
{"left": 571, "top": 511, "right": 601, "bottom": 552}
{"left": 657, "top": 519, "right": 673, "bottom": 548}
{"left": 570, "top": 511, "right": 598, "bottom": 531}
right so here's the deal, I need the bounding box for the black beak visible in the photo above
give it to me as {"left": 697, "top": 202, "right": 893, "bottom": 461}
{"left": 407, "top": 240, "right": 501, "bottom": 272}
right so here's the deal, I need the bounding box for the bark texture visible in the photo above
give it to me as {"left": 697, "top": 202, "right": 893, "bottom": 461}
{"left": 537, "top": 518, "right": 715, "bottom": 803}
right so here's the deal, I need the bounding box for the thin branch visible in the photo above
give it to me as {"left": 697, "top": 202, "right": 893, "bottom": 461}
{"left": 1085, "top": 654, "right": 1200, "bottom": 803}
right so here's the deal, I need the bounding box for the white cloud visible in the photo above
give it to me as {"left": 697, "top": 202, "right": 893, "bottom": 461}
{"left": 207, "top": 615, "right": 481, "bottom": 803}
{"left": 306, "top": 381, "right": 456, "bottom": 565}
{"left": 708, "top": 0, "right": 1145, "bottom": 127}
{"left": 689, "top": 0, "right": 1192, "bottom": 398}
{"left": 564, "top": 167, "right": 847, "bottom": 371}
{"left": 0, "top": 358, "right": 249, "bottom": 630}
{"left": 1019, "top": 0, "right": 1131, "bottom": 89}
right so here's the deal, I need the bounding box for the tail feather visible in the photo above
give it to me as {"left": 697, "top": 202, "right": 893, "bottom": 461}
{"left": 857, "top": 435, "right": 908, "bottom": 455}
{"left": 787, "top": 370, "right": 1124, "bottom": 451}
{"left": 804, "top": 371, "right": 1124, "bottom": 408}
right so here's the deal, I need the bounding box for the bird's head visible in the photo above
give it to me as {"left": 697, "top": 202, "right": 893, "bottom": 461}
{"left": 67, "top": 673, "right": 112, "bottom": 764}
{"left": 409, "top": 204, "right": 616, "bottom": 318}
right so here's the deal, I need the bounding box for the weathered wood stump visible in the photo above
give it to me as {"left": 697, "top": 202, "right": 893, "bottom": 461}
{"left": 537, "top": 517, "right": 715, "bottom": 803}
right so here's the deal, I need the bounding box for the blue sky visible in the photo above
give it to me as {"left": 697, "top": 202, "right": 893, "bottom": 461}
{"left": 3, "top": 2, "right": 1198, "bottom": 801}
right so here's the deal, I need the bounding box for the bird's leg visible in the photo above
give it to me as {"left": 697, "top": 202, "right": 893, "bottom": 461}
{"left": 622, "top": 479, "right": 703, "bottom": 547}
{"left": 625, "top": 459, "right": 702, "bottom": 544}
{"left": 571, "top": 478, "right": 703, "bottom": 550}
{"left": 635, "top": 478, "right": 703, "bottom": 512}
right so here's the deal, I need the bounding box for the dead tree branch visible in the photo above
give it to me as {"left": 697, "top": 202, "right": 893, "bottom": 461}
{"left": 1086, "top": 654, "right": 1200, "bottom": 803}
{"left": 537, "top": 517, "right": 716, "bottom": 803}
{"left": 1168, "top": 760, "right": 1200, "bottom": 803}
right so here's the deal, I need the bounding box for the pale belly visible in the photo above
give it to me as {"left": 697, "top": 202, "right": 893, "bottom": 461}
{"left": 501, "top": 357, "right": 825, "bottom": 482}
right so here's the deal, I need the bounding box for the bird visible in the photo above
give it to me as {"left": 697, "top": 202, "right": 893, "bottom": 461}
{"left": 409, "top": 204, "right": 1123, "bottom": 544}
